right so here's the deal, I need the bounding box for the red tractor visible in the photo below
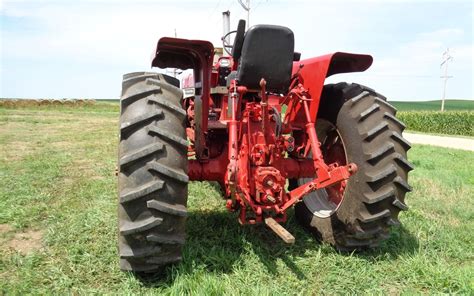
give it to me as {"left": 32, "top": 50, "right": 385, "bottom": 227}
{"left": 117, "top": 20, "right": 413, "bottom": 272}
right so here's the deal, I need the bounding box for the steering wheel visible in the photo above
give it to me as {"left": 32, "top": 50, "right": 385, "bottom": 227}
{"left": 221, "top": 19, "right": 246, "bottom": 58}
{"left": 222, "top": 30, "right": 238, "bottom": 56}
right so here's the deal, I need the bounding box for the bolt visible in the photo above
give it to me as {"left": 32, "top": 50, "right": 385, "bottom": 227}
{"left": 267, "top": 195, "right": 276, "bottom": 203}
{"left": 266, "top": 179, "right": 274, "bottom": 187}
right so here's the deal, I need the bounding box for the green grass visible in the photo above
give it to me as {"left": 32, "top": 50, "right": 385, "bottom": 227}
{"left": 390, "top": 100, "right": 474, "bottom": 112}
{"left": 1, "top": 104, "right": 473, "bottom": 294}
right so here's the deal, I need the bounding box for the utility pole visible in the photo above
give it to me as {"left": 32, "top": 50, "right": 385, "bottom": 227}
{"left": 238, "top": 0, "right": 250, "bottom": 29}
{"left": 440, "top": 48, "right": 453, "bottom": 112}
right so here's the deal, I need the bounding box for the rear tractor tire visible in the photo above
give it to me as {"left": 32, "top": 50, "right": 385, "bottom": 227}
{"left": 292, "top": 83, "right": 413, "bottom": 250}
{"left": 118, "top": 72, "right": 188, "bottom": 272}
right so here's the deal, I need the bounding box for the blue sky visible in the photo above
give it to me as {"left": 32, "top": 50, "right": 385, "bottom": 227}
{"left": 0, "top": 0, "right": 472, "bottom": 101}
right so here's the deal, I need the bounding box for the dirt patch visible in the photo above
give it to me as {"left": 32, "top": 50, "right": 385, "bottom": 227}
{"left": 0, "top": 140, "right": 35, "bottom": 161}
{"left": 0, "top": 224, "right": 13, "bottom": 234}
{"left": 5, "top": 229, "right": 44, "bottom": 255}
{"left": 70, "top": 159, "right": 103, "bottom": 178}
{"left": 51, "top": 140, "right": 74, "bottom": 149}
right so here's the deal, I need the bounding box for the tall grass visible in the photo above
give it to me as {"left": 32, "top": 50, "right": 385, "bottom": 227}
{"left": 398, "top": 111, "right": 474, "bottom": 137}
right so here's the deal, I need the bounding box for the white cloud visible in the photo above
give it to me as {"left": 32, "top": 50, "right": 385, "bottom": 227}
{"left": 1, "top": 2, "right": 227, "bottom": 67}
{"left": 1, "top": 0, "right": 472, "bottom": 100}
{"left": 327, "top": 26, "right": 472, "bottom": 100}
{"left": 419, "top": 28, "right": 464, "bottom": 39}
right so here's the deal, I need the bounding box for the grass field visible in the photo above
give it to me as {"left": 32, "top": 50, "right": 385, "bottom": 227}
{"left": 4, "top": 98, "right": 474, "bottom": 111}
{"left": 390, "top": 100, "right": 474, "bottom": 112}
{"left": 1, "top": 103, "right": 473, "bottom": 294}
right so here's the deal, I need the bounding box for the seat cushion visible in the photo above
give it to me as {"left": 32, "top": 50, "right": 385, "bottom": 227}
{"left": 237, "top": 25, "right": 294, "bottom": 93}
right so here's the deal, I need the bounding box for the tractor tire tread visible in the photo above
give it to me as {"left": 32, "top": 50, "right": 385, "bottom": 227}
{"left": 359, "top": 209, "right": 392, "bottom": 223}
{"left": 390, "top": 131, "right": 412, "bottom": 150}
{"left": 384, "top": 112, "right": 406, "bottom": 130}
{"left": 394, "top": 176, "right": 413, "bottom": 192}
{"left": 148, "top": 97, "right": 187, "bottom": 118}
{"left": 120, "top": 110, "right": 163, "bottom": 133}
{"left": 363, "top": 186, "right": 396, "bottom": 204}
{"left": 147, "top": 200, "right": 188, "bottom": 217}
{"left": 118, "top": 72, "right": 187, "bottom": 273}
{"left": 120, "top": 216, "right": 164, "bottom": 236}
{"left": 147, "top": 125, "right": 189, "bottom": 149}
{"left": 146, "top": 256, "right": 183, "bottom": 265}
{"left": 363, "top": 122, "right": 389, "bottom": 142}
{"left": 146, "top": 161, "right": 189, "bottom": 183}
{"left": 122, "top": 88, "right": 161, "bottom": 105}
{"left": 367, "top": 142, "right": 395, "bottom": 165}
{"left": 119, "top": 142, "right": 164, "bottom": 167}
{"left": 120, "top": 245, "right": 162, "bottom": 259}
{"left": 119, "top": 180, "right": 165, "bottom": 204}
{"left": 366, "top": 164, "right": 397, "bottom": 184}
{"left": 146, "top": 234, "right": 186, "bottom": 245}
{"left": 294, "top": 82, "right": 412, "bottom": 250}
{"left": 393, "top": 153, "right": 415, "bottom": 172}
{"left": 358, "top": 103, "right": 380, "bottom": 122}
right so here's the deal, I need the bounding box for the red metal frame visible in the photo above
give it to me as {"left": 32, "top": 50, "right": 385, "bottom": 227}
{"left": 284, "top": 52, "right": 372, "bottom": 130}
{"left": 152, "top": 38, "right": 371, "bottom": 225}
{"left": 152, "top": 37, "right": 214, "bottom": 159}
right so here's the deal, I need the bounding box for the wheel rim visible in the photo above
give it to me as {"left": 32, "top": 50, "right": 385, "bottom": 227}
{"left": 302, "top": 119, "right": 348, "bottom": 218}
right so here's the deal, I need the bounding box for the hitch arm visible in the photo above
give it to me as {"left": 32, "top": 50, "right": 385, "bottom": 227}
{"left": 279, "top": 163, "right": 357, "bottom": 213}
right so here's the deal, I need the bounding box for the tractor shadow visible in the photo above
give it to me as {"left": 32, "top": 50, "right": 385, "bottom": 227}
{"left": 136, "top": 207, "right": 419, "bottom": 286}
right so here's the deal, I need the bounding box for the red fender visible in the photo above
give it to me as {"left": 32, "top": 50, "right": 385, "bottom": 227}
{"left": 151, "top": 37, "right": 214, "bottom": 159}
{"left": 288, "top": 52, "right": 373, "bottom": 125}
{"left": 151, "top": 37, "right": 214, "bottom": 70}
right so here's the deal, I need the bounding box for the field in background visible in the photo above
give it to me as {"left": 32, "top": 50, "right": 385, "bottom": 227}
{"left": 390, "top": 100, "right": 474, "bottom": 111}
{"left": 389, "top": 100, "right": 474, "bottom": 137}
{"left": 3, "top": 99, "right": 473, "bottom": 110}
{"left": 2, "top": 98, "right": 473, "bottom": 111}
{"left": 0, "top": 104, "right": 473, "bottom": 294}
{"left": 397, "top": 111, "right": 474, "bottom": 137}
{"left": 2, "top": 98, "right": 473, "bottom": 137}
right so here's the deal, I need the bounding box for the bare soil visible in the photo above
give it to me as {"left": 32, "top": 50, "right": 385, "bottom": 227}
{"left": 0, "top": 224, "right": 13, "bottom": 234}
{"left": 0, "top": 225, "right": 44, "bottom": 255}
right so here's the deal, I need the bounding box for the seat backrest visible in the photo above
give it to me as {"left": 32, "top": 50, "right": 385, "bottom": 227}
{"left": 237, "top": 25, "right": 294, "bottom": 93}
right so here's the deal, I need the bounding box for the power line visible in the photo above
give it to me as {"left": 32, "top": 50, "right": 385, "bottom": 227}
{"left": 253, "top": 0, "right": 266, "bottom": 13}
{"left": 207, "top": 0, "right": 223, "bottom": 20}
{"left": 225, "top": 0, "right": 236, "bottom": 11}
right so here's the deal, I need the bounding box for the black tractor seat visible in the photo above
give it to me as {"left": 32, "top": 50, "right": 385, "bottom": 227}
{"left": 233, "top": 24, "right": 295, "bottom": 93}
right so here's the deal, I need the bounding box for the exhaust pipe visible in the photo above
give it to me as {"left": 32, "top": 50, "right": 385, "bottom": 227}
{"left": 222, "top": 10, "right": 230, "bottom": 56}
